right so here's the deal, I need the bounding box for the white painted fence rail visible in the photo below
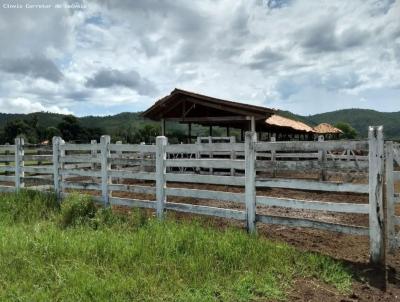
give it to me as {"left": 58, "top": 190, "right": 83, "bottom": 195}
{"left": 0, "top": 127, "right": 392, "bottom": 265}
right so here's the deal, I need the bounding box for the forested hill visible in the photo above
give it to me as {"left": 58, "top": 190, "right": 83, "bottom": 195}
{"left": 278, "top": 108, "right": 400, "bottom": 139}
{"left": 0, "top": 108, "right": 399, "bottom": 141}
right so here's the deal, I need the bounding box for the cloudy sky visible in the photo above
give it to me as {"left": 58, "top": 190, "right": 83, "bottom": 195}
{"left": 0, "top": 0, "right": 399, "bottom": 116}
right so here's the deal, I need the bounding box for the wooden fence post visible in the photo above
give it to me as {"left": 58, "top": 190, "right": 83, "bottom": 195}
{"left": 100, "top": 135, "right": 111, "bottom": 207}
{"left": 196, "top": 137, "right": 201, "bottom": 174}
{"left": 14, "top": 137, "right": 24, "bottom": 191}
{"left": 52, "top": 136, "right": 61, "bottom": 200}
{"left": 116, "top": 140, "right": 122, "bottom": 183}
{"left": 368, "top": 126, "right": 385, "bottom": 265}
{"left": 385, "top": 141, "right": 396, "bottom": 253}
{"left": 156, "top": 136, "right": 167, "bottom": 219}
{"left": 140, "top": 142, "right": 145, "bottom": 172}
{"left": 90, "top": 139, "right": 97, "bottom": 182}
{"left": 270, "top": 136, "right": 276, "bottom": 178}
{"left": 4, "top": 143, "right": 9, "bottom": 176}
{"left": 208, "top": 136, "right": 213, "bottom": 175}
{"left": 230, "top": 136, "right": 236, "bottom": 176}
{"left": 245, "top": 131, "right": 257, "bottom": 233}
{"left": 318, "top": 135, "right": 327, "bottom": 181}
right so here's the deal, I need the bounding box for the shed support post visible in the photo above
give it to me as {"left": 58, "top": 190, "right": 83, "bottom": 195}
{"left": 101, "top": 135, "right": 111, "bottom": 207}
{"left": 368, "top": 126, "right": 385, "bottom": 265}
{"left": 209, "top": 126, "right": 213, "bottom": 137}
{"left": 156, "top": 136, "right": 168, "bottom": 219}
{"left": 245, "top": 131, "right": 257, "bottom": 233}
{"left": 250, "top": 116, "right": 256, "bottom": 132}
{"left": 161, "top": 118, "right": 165, "bottom": 136}
{"left": 14, "top": 137, "right": 24, "bottom": 191}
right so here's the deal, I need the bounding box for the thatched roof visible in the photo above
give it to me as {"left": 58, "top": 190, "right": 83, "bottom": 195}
{"left": 265, "top": 114, "right": 315, "bottom": 133}
{"left": 314, "top": 123, "right": 343, "bottom": 134}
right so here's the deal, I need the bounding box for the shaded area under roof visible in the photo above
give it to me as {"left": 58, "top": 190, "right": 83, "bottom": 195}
{"left": 142, "top": 88, "right": 276, "bottom": 123}
{"left": 142, "top": 88, "right": 316, "bottom": 135}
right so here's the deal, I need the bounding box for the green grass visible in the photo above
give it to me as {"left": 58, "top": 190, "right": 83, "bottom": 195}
{"left": 0, "top": 191, "right": 352, "bottom": 301}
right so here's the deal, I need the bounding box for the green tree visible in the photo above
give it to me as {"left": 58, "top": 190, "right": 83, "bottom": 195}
{"left": 57, "top": 115, "right": 84, "bottom": 142}
{"left": 132, "top": 124, "right": 160, "bottom": 144}
{"left": 44, "top": 126, "right": 61, "bottom": 141}
{"left": 3, "top": 119, "right": 31, "bottom": 143}
{"left": 335, "top": 122, "right": 358, "bottom": 139}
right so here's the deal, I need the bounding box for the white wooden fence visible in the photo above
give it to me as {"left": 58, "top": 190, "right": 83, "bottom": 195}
{"left": 0, "top": 126, "right": 396, "bottom": 265}
{"left": 385, "top": 141, "right": 400, "bottom": 253}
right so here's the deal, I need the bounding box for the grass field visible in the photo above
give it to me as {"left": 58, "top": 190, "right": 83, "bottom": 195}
{"left": 0, "top": 190, "right": 353, "bottom": 301}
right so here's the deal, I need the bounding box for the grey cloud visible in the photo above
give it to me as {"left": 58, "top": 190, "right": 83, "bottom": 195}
{"left": 299, "top": 19, "right": 370, "bottom": 53}
{"left": 322, "top": 72, "right": 363, "bottom": 91}
{"left": 247, "top": 47, "right": 286, "bottom": 70}
{"left": 86, "top": 69, "right": 158, "bottom": 96}
{"left": 0, "top": 1, "right": 72, "bottom": 57}
{"left": 0, "top": 56, "right": 63, "bottom": 82}
{"left": 267, "top": 0, "right": 292, "bottom": 9}
{"left": 300, "top": 19, "right": 338, "bottom": 52}
{"left": 276, "top": 71, "right": 363, "bottom": 100}
{"left": 98, "top": 0, "right": 210, "bottom": 63}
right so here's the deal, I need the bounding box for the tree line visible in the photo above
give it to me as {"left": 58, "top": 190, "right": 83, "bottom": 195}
{"left": 0, "top": 113, "right": 358, "bottom": 145}
{"left": 0, "top": 115, "right": 186, "bottom": 145}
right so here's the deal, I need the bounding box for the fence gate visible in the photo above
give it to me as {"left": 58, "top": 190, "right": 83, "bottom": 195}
{"left": 386, "top": 141, "right": 400, "bottom": 252}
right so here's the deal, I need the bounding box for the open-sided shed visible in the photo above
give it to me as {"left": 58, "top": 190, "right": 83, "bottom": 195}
{"left": 142, "top": 89, "right": 316, "bottom": 141}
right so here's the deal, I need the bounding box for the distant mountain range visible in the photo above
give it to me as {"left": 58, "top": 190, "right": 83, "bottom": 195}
{"left": 0, "top": 108, "right": 399, "bottom": 139}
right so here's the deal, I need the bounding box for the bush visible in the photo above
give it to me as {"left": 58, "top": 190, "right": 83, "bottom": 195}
{"left": 59, "top": 193, "right": 97, "bottom": 228}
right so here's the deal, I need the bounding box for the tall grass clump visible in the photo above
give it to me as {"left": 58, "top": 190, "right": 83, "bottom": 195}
{"left": 0, "top": 190, "right": 58, "bottom": 224}
{"left": 59, "top": 193, "right": 97, "bottom": 228}
{"left": 0, "top": 190, "right": 353, "bottom": 301}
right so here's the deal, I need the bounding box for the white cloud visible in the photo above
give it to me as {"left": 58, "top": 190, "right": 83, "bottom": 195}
{"left": 0, "top": 98, "right": 72, "bottom": 115}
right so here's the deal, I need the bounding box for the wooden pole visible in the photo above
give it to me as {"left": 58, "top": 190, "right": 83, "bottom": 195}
{"left": 270, "top": 136, "right": 276, "bottom": 178}
{"left": 385, "top": 141, "right": 396, "bottom": 253}
{"left": 368, "top": 126, "right": 385, "bottom": 265}
{"left": 245, "top": 131, "right": 257, "bottom": 233}
{"left": 100, "top": 135, "right": 111, "bottom": 207}
{"left": 209, "top": 125, "right": 213, "bottom": 137}
{"left": 156, "top": 136, "right": 168, "bottom": 219}
{"left": 52, "top": 136, "right": 63, "bottom": 200}
{"left": 14, "top": 137, "right": 24, "bottom": 191}
{"left": 91, "top": 140, "right": 97, "bottom": 181}
{"left": 188, "top": 123, "right": 192, "bottom": 144}
{"left": 250, "top": 116, "right": 256, "bottom": 132}
{"left": 230, "top": 136, "right": 236, "bottom": 176}
{"left": 318, "top": 135, "right": 327, "bottom": 181}
{"left": 161, "top": 118, "right": 165, "bottom": 136}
